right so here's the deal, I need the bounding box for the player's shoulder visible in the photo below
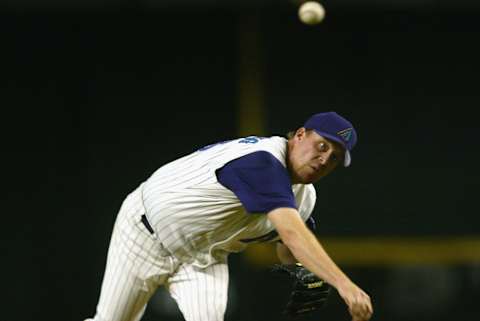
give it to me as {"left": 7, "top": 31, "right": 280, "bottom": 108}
{"left": 226, "top": 135, "right": 287, "bottom": 160}
{"left": 197, "top": 135, "right": 284, "bottom": 150}
{"left": 260, "top": 135, "right": 288, "bottom": 146}
{"left": 255, "top": 135, "right": 288, "bottom": 164}
{"left": 236, "top": 135, "right": 286, "bottom": 146}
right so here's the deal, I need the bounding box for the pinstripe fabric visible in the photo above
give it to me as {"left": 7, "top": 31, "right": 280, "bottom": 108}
{"left": 141, "top": 136, "right": 317, "bottom": 268}
{"left": 87, "top": 136, "right": 317, "bottom": 321}
{"left": 87, "top": 187, "right": 231, "bottom": 321}
{"left": 90, "top": 188, "right": 174, "bottom": 321}
{"left": 168, "top": 262, "right": 229, "bottom": 321}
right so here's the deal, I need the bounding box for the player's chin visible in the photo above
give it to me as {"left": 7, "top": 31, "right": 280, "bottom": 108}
{"left": 300, "top": 170, "right": 325, "bottom": 184}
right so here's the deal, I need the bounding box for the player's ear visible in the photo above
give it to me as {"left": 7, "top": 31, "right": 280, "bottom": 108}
{"left": 296, "top": 127, "right": 307, "bottom": 140}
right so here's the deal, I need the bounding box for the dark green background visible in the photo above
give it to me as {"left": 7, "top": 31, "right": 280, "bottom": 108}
{"left": 3, "top": 3, "right": 479, "bottom": 321}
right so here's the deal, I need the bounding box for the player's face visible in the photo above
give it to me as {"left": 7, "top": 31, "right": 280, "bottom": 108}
{"left": 288, "top": 128, "right": 344, "bottom": 184}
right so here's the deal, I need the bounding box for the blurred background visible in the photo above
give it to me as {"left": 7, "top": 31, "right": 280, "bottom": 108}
{"left": 2, "top": 0, "right": 480, "bottom": 320}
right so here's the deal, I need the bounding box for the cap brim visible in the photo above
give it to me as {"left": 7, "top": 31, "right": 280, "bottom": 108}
{"left": 313, "top": 130, "right": 352, "bottom": 167}
{"left": 344, "top": 150, "right": 351, "bottom": 167}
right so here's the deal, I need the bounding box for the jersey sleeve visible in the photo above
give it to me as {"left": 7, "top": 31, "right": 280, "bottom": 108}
{"left": 216, "top": 151, "right": 296, "bottom": 213}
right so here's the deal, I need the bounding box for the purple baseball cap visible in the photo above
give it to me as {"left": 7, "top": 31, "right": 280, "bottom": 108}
{"left": 304, "top": 112, "right": 357, "bottom": 167}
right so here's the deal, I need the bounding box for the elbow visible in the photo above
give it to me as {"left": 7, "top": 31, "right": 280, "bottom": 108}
{"left": 268, "top": 207, "right": 308, "bottom": 255}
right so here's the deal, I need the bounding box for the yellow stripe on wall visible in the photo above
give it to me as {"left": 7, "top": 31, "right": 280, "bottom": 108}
{"left": 322, "top": 237, "right": 480, "bottom": 266}
{"left": 242, "top": 237, "right": 480, "bottom": 267}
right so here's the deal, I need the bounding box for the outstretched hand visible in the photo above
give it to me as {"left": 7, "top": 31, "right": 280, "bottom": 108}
{"left": 336, "top": 281, "right": 373, "bottom": 321}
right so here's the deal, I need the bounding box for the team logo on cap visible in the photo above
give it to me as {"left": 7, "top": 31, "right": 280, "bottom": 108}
{"left": 337, "top": 128, "right": 353, "bottom": 142}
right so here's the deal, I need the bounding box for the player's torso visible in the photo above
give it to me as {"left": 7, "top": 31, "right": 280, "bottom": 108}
{"left": 139, "top": 136, "right": 316, "bottom": 266}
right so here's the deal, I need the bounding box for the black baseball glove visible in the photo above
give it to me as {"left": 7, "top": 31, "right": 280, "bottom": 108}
{"left": 272, "top": 263, "right": 331, "bottom": 318}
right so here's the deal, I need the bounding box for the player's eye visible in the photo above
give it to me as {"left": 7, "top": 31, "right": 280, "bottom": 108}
{"left": 330, "top": 154, "right": 338, "bottom": 162}
{"left": 318, "top": 142, "right": 327, "bottom": 151}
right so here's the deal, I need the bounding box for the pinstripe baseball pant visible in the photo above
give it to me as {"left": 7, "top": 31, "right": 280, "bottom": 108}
{"left": 86, "top": 190, "right": 229, "bottom": 321}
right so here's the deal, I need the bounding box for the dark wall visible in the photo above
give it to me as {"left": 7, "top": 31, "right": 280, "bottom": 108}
{"left": 261, "top": 9, "right": 480, "bottom": 236}
{"left": 2, "top": 5, "right": 479, "bottom": 321}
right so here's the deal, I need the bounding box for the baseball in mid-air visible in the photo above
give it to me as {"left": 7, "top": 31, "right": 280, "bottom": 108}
{"left": 298, "top": 1, "right": 326, "bottom": 25}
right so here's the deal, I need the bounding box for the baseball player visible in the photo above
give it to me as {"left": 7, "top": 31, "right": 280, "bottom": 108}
{"left": 85, "top": 112, "right": 373, "bottom": 321}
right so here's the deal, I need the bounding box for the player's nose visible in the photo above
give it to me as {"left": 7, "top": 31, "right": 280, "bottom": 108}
{"left": 318, "top": 150, "right": 333, "bottom": 166}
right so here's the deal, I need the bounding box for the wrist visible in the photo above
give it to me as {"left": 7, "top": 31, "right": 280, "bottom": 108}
{"left": 331, "top": 276, "right": 353, "bottom": 290}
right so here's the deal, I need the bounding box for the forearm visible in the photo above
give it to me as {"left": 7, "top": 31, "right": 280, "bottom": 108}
{"left": 285, "top": 226, "right": 350, "bottom": 289}
{"left": 276, "top": 242, "right": 297, "bottom": 264}
{"left": 268, "top": 207, "right": 373, "bottom": 321}
{"left": 269, "top": 208, "right": 351, "bottom": 289}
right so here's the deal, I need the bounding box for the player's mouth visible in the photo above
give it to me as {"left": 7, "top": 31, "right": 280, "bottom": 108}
{"left": 306, "top": 165, "right": 328, "bottom": 182}
{"left": 305, "top": 166, "right": 322, "bottom": 180}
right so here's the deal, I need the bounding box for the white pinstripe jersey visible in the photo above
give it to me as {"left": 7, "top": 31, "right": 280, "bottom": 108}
{"left": 140, "top": 136, "right": 316, "bottom": 267}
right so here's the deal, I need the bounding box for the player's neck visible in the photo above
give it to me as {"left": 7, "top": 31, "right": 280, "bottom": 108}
{"left": 286, "top": 139, "right": 300, "bottom": 184}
